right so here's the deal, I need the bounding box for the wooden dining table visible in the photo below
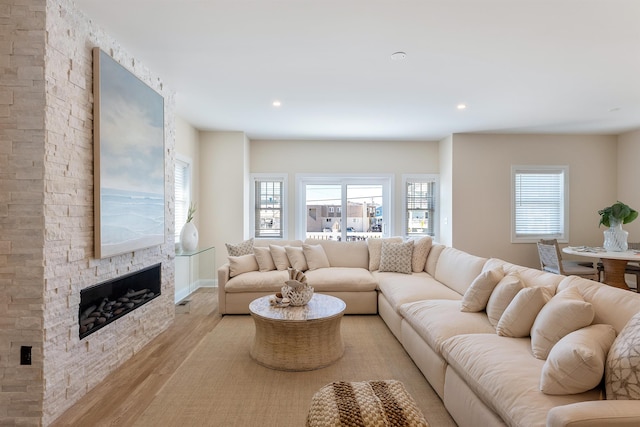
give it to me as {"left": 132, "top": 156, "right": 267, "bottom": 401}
{"left": 562, "top": 246, "right": 640, "bottom": 290}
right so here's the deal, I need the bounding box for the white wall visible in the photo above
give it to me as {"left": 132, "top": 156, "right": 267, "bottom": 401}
{"left": 617, "top": 129, "right": 640, "bottom": 241}
{"left": 438, "top": 136, "right": 453, "bottom": 245}
{"left": 449, "top": 133, "right": 618, "bottom": 267}
{"left": 250, "top": 139, "right": 440, "bottom": 239}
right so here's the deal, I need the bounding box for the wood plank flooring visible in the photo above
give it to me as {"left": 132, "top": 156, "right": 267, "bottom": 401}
{"left": 50, "top": 288, "right": 220, "bottom": 427}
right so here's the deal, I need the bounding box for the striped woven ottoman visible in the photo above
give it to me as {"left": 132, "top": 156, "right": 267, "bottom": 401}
{"left": 306, "top": 380, "right": 429, "bottom": 427}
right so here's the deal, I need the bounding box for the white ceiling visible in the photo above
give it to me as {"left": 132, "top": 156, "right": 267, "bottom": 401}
{"left": 75, "top": 0, "right": 640, "bottom": 141}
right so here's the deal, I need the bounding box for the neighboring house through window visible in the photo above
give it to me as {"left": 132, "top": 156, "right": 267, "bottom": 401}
{"left": 251, "top": 174, "right": 287, "bottom": 239}
{"left": 403, "top": 175, "right": 438, "bottom": 239}
{"left": 512, "top": 165, "right": 569, "bottom": 243}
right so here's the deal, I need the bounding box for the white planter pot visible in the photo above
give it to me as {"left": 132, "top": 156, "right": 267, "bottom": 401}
{"left": 603, "top": 222, "right": 628, "bottom": 252}
{"left": 180, "top": 222, "right": 199, "bottom": 252}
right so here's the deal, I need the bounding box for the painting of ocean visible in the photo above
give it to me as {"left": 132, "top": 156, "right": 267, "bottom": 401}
{"left": 94, "top": 48, "right": 165, "bottom": 258}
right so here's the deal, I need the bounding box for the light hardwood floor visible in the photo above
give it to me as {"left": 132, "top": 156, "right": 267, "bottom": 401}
{"left": 51, "top": 288, "right": 221, "bottom": 426}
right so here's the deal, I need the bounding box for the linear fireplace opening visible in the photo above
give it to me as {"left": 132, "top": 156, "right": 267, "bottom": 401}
{"left": 79, "top": 263, "right": 161, "bottom": 339}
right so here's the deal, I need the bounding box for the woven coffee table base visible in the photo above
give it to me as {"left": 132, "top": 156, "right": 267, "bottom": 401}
{"left": 307, "top": 380, "right": 429, "bottom": 427}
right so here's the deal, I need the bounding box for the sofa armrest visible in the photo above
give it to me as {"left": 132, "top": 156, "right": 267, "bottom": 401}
{"left": 547, "top": 400, "right": 640, "bottom": 427}
{"left": 217, "top": 263, "right": 231, "bottom": 315}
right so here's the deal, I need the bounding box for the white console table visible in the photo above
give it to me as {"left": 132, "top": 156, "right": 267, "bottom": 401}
{"left": 175, "top": 246, "right": 216, "bottom": 301}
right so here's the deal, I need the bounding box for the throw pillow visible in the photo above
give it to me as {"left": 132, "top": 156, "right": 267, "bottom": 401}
{"left": 379, "top": 240, "right": 414, "bottom": 274}
{"left": 411, "top": 236, "right": 433, "bottom": 273}
{"left": 228, "top": 254, "right": 259, "bottom": 277}
{"left": 606, "top": 311, "right": 640, "bottom": 400}
{"left": 269, "top": 244, "right": 291, "bottom": 270}
{"left": 253, "top": 246, "right": 276, "bottom": 272}
{"left": 285, "top": 246, "right": 308, "bottom": 271}
{"left": 460, "top": 268, "right": 504, "bottom": 312}
{"left": 530, "top": 287, "right": 595, "bottom": 360}
{"left": 485, "top": 273, "right": 524, "bottom": 327}
{"left": 367, "top": 237, "right": 403, "bottom": 271}
{"left": 497, "top": 286, "right": 549, "bottom": 338}
{"left": 225, "top": 238, "right": 254, "bottom": 256}
{"left": 541, "top": 324, "right": 616, "bottom": 395}
{"left": 303, "top": 244, "right": 330, "bottom": 270}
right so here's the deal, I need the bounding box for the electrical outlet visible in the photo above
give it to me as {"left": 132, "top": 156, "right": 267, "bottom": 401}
{"left": 20, "top": 346, "right": 32, "bottom": 365}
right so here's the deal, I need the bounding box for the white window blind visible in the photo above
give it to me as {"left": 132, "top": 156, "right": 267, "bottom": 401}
{"left": 512, "top": 166, "right": 568, "bottom": 242}
{"left": 175, "top": 159, "right": 191, "bottom": 242}
{"left": 253, "top": 177, "right": 284, "bottom": 239}
{"left": 404, "top": 176, "right": 438, "bottom": 238}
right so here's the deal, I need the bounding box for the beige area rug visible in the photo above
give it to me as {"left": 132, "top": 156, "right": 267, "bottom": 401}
{"left": 133, "top": 315, "right": 456, "bottom": 427}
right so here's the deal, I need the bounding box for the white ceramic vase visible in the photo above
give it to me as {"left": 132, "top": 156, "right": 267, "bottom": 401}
{"left": 603, "top": 220, "right": 628, "bottom": 252}
{"left": 180, "top": 222, "right": 199, "bottom": 252}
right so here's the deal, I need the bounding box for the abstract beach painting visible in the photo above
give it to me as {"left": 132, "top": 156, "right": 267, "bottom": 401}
{"left": 93, "top": 48, "right": 165, "bottom": 258}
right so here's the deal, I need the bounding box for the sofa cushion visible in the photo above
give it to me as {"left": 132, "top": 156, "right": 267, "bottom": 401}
{"left": 486, "top": 273, "right": 524, "bottom": 327}
{"left": 460, "top": 268, "right": 504, "bottom": 312}
{"left": 303, "top": 244, "right": 330, "bottom": 270}
{"left": 225, "top": 269, "right": 288, "bottom": 292}
{"left": 606, "top": 311, "right": 640, "bottom": 400}
{"left": 367, "top": 237, "right": 403, "bottom": 271}
{"left": 531, "top": 286, "right": 595, "bottom": 360}
{"left": 269, "top": 244, "right": 291, "bottom": 270}
{"left": 441, "top": 334, "right": 603, "bottom": 427}
{"left": 425, "top": 244, "right": 445, "bottom": 276}
{"left": 541, "top": 324, "right": 616, "bottom": 395}
{"left": 399, "top": 300, "right": 495, "bottom": 354}
{"left": 497, "top": 286, "right": 549, "bottom": 338}
{"left": 303, "top": 267, "right": 377, "bottom": 292}
{"left": 434, "top": 247, "right": 487, "bottom": 296}
{"left": 285, "top": 246, "right": 308, "bottom": 271}
{"left": 410, "top": 236, "right": 432, "bottom": 273}
{"left": 379, "top": 240, "right": 414, "bottom": 274}
{"left": 376, "top": 272, "right": 461, "bottom": 310}
{"left": 225, "top": 238, "right": 254, "bottom": 256}
{"left": 253, "top": 246, "right": 276, "bottom": 272}
{"left": 305, "top": 239, "right": 369, "bottom": 269}
{"left": 228, "top": 254, "right": 259, "bottom": 277}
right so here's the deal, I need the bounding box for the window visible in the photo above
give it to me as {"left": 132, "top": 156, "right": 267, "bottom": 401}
{"left": 251, "top": 174, "right": 287, "bottom": 239}
{"left": 175, "top": 157, "right": 192, "bottom": 243}
{"left": 512, "top": 166, "right": 569, "bottom": 243}
{"left": 403, "top": 175, "right": 438, "bottom": 239}
{"left": 296, "top": 175, "right": 392, "bottom": 241}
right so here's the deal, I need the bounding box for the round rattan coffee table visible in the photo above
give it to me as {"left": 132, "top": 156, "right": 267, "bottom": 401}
{"left": 248, "top": 293, "right": 346, "bottom": 371}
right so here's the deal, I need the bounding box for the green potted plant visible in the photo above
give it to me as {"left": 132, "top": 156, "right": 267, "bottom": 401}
{"left": 598, "top": 201, "right": 637, "bottom": 251}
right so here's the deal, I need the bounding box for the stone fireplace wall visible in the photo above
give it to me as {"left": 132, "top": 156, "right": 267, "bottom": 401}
{"left": 1, "top": 0, "right": 177, "bottom": 425}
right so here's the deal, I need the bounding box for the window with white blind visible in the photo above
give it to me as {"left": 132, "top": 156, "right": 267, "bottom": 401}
{"left": 251, "top": 174, "right": 287, "bottom": 239}
{"left": 512, "top": 166, "right": 569, "bottom": 243}
{"left": 175, "top": 157, "right": 192, "bottom": 243}
{"left": 403, "top": 175, "right": 438, "bottom": 239}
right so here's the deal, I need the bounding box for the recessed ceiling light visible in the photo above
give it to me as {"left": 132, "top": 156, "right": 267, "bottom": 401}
{"left": 609, "top": 107, "right": 621, "bottom": 113}
{"left": 272, "top": 100, "right": 282, "bottom": 107}
{"left": 457, "top": 104, "right": 467, "bottom": 110}
{"left": 391, "top": 51, "right": 407, "bottom": 60}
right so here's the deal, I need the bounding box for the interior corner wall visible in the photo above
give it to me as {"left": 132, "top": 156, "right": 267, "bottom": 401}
{"left": 617, "top": 129, "right": 640, "bottom": 239}
{"left": 438, "top": 136, "right": 453, "bottom": 246}
{"left": 1, "top": 0, "right": 47, "bottom": 424}
{"left": 449, "top": 133, "right": 618, "bottom": 268}
{"left": 199, "top": 131, "right": 249, "bottom": 270}
{"left": 39, "top": 0, "right": 177, "bottom": 425}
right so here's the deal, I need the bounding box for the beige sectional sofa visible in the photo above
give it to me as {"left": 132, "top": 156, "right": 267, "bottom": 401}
{"left": 217, "top": 237, "right": 640, "bottom": 427}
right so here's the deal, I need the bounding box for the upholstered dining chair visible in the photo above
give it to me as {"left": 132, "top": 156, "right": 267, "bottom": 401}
{"left": 537, "top": 239, "right": 599, "bottom": 281}
{"left": 625, "top": 242, "right": 640, "bottom": 291}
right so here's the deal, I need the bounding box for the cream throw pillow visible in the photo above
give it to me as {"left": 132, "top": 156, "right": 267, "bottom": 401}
{"left": 285, "top": 246, "right": 308, "bottom": 271}
{"left": 303, "top": 244, "right": 330, "bottom": 270}
{"left": 606, "top": 311, "right": 640, "bottom": 400}
{"left": 253, "top": 246, "right": 276, "bottom": 272}
{"left": 228, "top": 254, "right": 259, "bottom": 277}
{"left": 497, "top": 287, "right": 549, "bottom": 338}
{"left": 460, "top": 268, "right": 504, "bottom": 312}
{"left": 531, "top": 287, "right": 595, "bottom": 360}
{"left": 379, "top": 240, "right": 414, "bottom": 274}
{"left": 411, "top": 236, "right": 432, "bottom": 273}
{"left": 541, "top": 324, "right": 616, "bottom": 395}
{"left": 269, "top": 245, "right": 291, "bottom": 270}
{"left": 225, "top": 238, "right": 254, "bottom": 256}
{"left": 485, "top": 274, "right": 524, "bottom": 327}
{"left": 367, "top": 237, "right": 403, "bottom": 271}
